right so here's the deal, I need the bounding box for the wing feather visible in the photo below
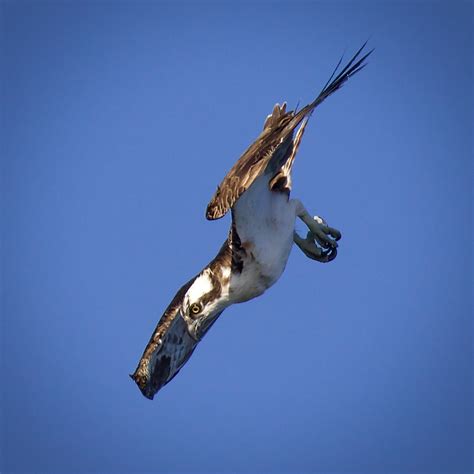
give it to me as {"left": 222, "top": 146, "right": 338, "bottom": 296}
{"left": 130, "top": 277, "right": 198, "bottom": 399}
{"left": 205, "top": 43, "right": 373, "bottom": 220}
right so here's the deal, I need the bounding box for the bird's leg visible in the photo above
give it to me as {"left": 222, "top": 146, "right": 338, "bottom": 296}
{"left": 292, "top": 199, "right": 341, "bottom": 263}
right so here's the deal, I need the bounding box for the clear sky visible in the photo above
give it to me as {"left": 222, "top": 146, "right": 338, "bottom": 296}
{"left": 1, "top": 1, "right": 472, "bottom": 473}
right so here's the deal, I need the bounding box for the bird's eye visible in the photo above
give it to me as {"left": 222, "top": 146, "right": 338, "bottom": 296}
{"left": 190, "top": 303, "right": 201, "bottom": 315}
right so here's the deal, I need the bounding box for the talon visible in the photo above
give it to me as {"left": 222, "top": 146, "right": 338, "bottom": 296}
{"left": 308, "top": 219, "right": 342, "bottom": 247}
{"left": 295, "top": 205, "right": 341, "bottom": 262}
{"left": 314, "top": 227, "right": 338, "bottom": 249}
{"left": 322, "top": 247, "right": 337, "bottom": 263}
{"left": 307, "top": 230, "right": 331, "bottom": 249}
{"left": 294, "top": 231, "right": 338, "bottom": 263}
{"left": 327, "top": 226, "right": 342, "bottom": 241}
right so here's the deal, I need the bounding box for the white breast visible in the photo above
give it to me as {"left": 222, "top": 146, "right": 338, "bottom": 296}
{"left": 229, "top": 174, "right": 296, "bottom": 303}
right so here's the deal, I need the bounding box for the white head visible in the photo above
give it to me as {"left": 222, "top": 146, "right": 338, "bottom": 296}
{"left": 181, "top": 268, "right": 230, "bottom": 340}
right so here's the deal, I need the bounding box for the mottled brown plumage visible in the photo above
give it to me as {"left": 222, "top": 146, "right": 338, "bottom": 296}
{"left": 130, "top": 228, "right": 239, "bottom": 399}
{"left": 206, "top": 42, "right": 372, "bottom": 220}
{"left": 131, "top": 43, "right": 372, "bottom": 400}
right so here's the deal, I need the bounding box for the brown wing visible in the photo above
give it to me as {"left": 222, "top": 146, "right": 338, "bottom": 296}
{"left": 130, "top": 238, "right": 234, "bottom": 400}
{"left": 205, "top": 105, "right": 301, "bottom": 220}
{"left": 205, "top": 42, "right": 373, "bottom": 220}
{"left": 130, "top": 277, "right": 198, "bottom": 399}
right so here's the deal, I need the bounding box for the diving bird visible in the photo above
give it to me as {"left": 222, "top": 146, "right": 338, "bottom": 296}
{"left": 131, "top": 44, "right": 372, "bottom": 399}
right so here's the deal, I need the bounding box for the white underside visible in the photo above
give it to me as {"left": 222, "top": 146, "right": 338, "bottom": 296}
{"left": 230, "top": 174, "right": 296, "bottom": 303}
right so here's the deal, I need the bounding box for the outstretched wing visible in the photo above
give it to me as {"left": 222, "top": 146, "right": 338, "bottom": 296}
{"left": 206, "top": 42, "right": 373, "bottom": 221}
{"left": 131, "top": 239, "right": 232, "bottom": 399}
{"left": 130, "top": 278, "right": 198, "bottom": 399}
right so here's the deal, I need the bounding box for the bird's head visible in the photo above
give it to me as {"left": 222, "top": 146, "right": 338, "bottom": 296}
{"left": 180, "top": 268, "right": 230, "bottom": 340}
{"left": 130, "top": 267, "right": 230, "bottom": 399}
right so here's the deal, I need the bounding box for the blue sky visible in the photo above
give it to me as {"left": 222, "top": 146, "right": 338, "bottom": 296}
{"left": 1, "top": 1, "right": 472, "bottom": 473}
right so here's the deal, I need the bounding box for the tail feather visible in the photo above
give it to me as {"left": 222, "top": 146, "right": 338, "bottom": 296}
{"left": 270, "top": 42, "right": 373, "bottom": 191}
{"left": 317, "top": 41, "right": 373, "bottom": 103}
{"left": 205, "top": 42, "right": 373, "bottom": 220}
{"left": 284, "top": 42, "right": 374, "bottom": 133}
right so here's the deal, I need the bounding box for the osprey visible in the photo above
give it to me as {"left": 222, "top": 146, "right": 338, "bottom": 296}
{"left": 131, "top": 44, "right": 372, "bottom": 399}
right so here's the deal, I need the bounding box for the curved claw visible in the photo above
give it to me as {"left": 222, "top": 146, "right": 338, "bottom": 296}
{"left": 295, "top": 205, "right": 341, "bottom": 260}
{"left": 321, "top": 246, "right": 337, "bottom": 263}
{"left": 310, "top": 218, "right": 341, "bottom": 249}
{"left": 326, "top": 225, "right": 342, "bottom": 241}
{"left": 308, "top": 230, "right": 328, "bottom": 249}
{"left": 294, "top": 231, "right": 338, "bottom": 263}
{"left": 302, "top": 241, "right": 337, "bottom": 263}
